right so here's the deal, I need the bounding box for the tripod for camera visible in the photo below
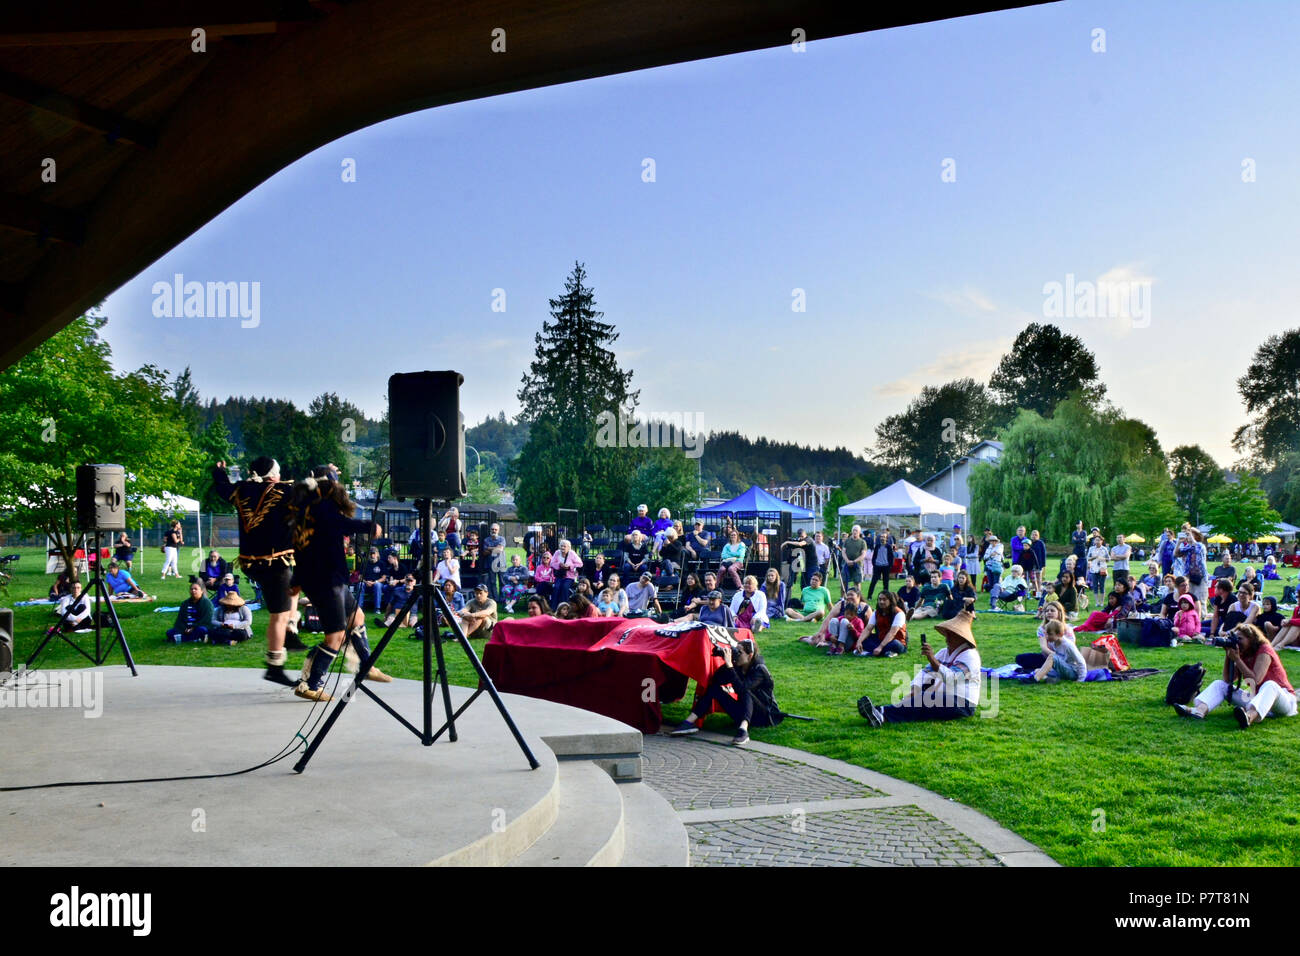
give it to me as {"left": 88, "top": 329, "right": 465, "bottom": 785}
{"left": 26, "top": 530, "right": 138, "bottom": 676}
{"left": 294, "top": 497, "right": 538, "bottom": 773}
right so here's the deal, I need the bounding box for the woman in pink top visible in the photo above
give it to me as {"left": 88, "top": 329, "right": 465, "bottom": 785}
{"left": 533, "top": 549, "right": 555, "bottom": 603}
{"left": 550, "top": 539, "right": 583, "bottom": 607}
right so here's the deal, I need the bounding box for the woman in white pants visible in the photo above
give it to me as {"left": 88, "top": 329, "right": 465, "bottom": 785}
{"left": 161, "top": 520, "right": 183, "bottom": 579}
{"left": 1174, "top": 624, "right": 1297, "bottom": 729}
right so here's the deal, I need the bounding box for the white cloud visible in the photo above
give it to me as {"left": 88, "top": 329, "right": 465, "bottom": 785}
{"left": 875, "top": 339, "right": 1013, "bottom": 397}
{"left": 926, "top": 286, "right": 998, "bottom": 315}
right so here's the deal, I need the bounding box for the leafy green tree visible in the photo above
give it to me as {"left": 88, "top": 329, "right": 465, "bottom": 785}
{"left": 1233, "top": 329, "right": 1300, "bottom": 466}
{"left": 1168, "top": 444, "right": 1224, "bottom": 525}
{"left": 0, "top": 314, "right": 200, "bottom": 569}
{"left": 195, "top": 415, "right": 235, "bottom": 531}
{"left": 1202, "top": 476, "right": 1281, "bottom": 544}
{"left": 465, "top": 465, "right": 503, "bottom": 505}
{"left": 1112, "top": 471, "right": 1187, "bottom": 542}
{"left": 871, "top": 378, "right": 1000, "bottom": 480}
{"left": 989, "top": 323, "right": 1106, "bottom": 416}
{"left": 512, "top": 262, "right": 639, "bottom": 520}
{"left": 968, "top": 397, "right": 1163, "bottom": 543}
{"left": 1260, "top": 452, "right": 1300, "bottom": 524}
{"left": 627, "top": 448, "right": 700, "bottom": 517}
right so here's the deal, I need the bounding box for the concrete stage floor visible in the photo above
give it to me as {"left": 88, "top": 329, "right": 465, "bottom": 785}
{"left": 0, "top": 665, "right": 640, "bottom": 866}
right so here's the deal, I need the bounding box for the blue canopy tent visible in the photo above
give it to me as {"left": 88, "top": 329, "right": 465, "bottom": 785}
{"left": 694, "top": 486, "right": 814, "bottom": 520}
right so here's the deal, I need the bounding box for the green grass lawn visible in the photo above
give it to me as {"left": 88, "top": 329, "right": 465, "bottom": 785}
{"left": 6, "top": 544, "right": 1300, "bottom": 866}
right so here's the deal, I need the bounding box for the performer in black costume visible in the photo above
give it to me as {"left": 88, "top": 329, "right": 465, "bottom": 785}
{"left": 212, "top": 456, "right": 305, "bottom": 686}
{"left": 288, "top": 466, "right": 390, "bottom": 701}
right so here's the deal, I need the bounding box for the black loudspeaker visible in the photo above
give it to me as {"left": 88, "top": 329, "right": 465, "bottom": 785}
{"left": 389, "top": 371, "right": 466, "bottom": 500}
{"left": 76, "top": 463, "right": 126, "bottom": 531}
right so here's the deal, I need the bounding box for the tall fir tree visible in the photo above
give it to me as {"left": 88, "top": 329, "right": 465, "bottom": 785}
{"left": 513, "top": 262, "right": 639, "bottom": 519}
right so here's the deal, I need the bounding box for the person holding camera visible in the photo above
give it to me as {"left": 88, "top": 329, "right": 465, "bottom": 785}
{"left": 1174, "top": 624, "right": 1296, "bottom": 728}
{"left": 669, "top": 637, "right": 782, "bottom": 746}
{"left": 857, "top": 610, "right": 982, "bottom": 725}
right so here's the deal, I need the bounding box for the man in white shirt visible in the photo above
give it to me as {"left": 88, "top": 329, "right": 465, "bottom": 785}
{"left": 56, "top": 581, "right": 93, "bottom": 631}
{"left": 857, "top": 610, "right": 982, "bottom": 725}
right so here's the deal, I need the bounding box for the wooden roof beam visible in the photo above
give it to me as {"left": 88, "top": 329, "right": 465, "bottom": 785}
{"left": 0, "top": 193, "right": 86, "bottom": 245}
{"left": 0, "top": 70, "right": 157, "bottom": 147}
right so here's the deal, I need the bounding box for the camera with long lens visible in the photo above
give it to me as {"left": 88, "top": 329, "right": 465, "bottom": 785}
{"left": 1210, "top": 629, "right": 1241, "bottom": 649}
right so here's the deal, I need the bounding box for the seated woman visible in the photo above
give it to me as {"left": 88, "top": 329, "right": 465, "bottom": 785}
{"left": 435, "top": 551, "right": 462, "bottom": 591}
{"left": 48, "top": 570, "right": 75, "bottom": 603}
{"left": 784, "top": 572, "right": 831, "bottom": 623}
{"left": 167, "top": 581, "right": 214, "bottom": 643}
{"left": 524, "top": 595, "right": 552, "bottom": 617}
{"left": 1270, "top": 601, "right": 1300, "bottom": 650}
{"left": 941, "top": 570, "right": 978, "bottom": 620}
{"left": 677, "top": 572, "right": 706, "bottom": 612}
{"left": 594, "top": 571, "right": 627, "bottom": 616}
{"left": 857, "top": 591, "right": 909, "bottom": 658}
{"left": 651, "top": 508, "right": 674, "bottom": 550}
{"left": 532, "top": 549, "right": 556, "bottom": 602}
{"left": 1257, "top": 596, "right": 1285, "bottom": 641}
{"left": 1075, "top": 590, "right": 1122, "bottom": 633}
{"left": 104, "top": 561, "right": 146, "bottom": 599}
{"left": 669, "top": 637, "right": 781, "bottom": 746}
{"left": 895, "top": 575, "right": 921, "bottom": 616}
{"left": 433, "top": 578, "right": 467, "bottom": 626}
{"left": 857, "top": 610, "right": 981, "bottom": 725}
{"left": 730, "top": 575, "right": 769, "bottom": 630}
{"left": 1239, "top": 565, "right": 1262, "bottom": 595}
{"left": 657, "top": 530, "right": 685, "bottom": 579}
{"left": 1216, "top": 584, "right": 1259, "bottom": 635}
{"left": 818, "top": 591, "right": 865, "bottom": 652}
{"left": 1056, "top": 570, "right": 1081, "bottom": 620}
{"left": 988, "top": 564, "right": 1029, "bottom": 611}
{"left": 1175, "top": 624, "right": 1296, "bottom": 728}
{"left": 1262, "top": 555, "right": 1281, "bottom": 580}
{"left": 209, "top": 592, "right": 254, "bottom": 644}
{"left": 568, "top": 589, "right": 601, "bottom": 619}
{"left": 715, "top": 531, "right": 747, "bottom": 590}
{"left": 54, "top": 581, "right": 93, "bottom": 632}
{"left": 1111, "top": 578, "right": 1138, "bottom": 620}
{"left": 761, "top": 568, "right": 787, "bottom": 620}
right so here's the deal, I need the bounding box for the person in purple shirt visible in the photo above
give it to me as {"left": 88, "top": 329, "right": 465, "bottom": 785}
{"left": 629, "top": 503, "right": 655, "bottom": 540}
{"left": 1010, "top": 525, "right": 1027, "bottom": 569}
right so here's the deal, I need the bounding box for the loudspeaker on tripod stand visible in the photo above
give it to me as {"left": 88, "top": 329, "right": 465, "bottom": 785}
{"left": 76, "top": 463, "right": 126, "bottom": 532}
{"left": 389, "top": 371, "right": 466, "bottom": 500}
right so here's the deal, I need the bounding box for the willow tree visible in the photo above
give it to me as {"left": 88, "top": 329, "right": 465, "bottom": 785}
{"left": 968, "top": 396, "right": 1165, "bottom": 544}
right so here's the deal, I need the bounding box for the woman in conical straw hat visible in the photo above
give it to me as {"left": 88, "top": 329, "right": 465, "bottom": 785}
{"left": 857, "top": 609, "right": 982, "bottom": 727}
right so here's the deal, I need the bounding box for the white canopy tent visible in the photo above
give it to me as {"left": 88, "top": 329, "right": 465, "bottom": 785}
{"left": 837, "top": 480, "right": 966, "bottom": 539}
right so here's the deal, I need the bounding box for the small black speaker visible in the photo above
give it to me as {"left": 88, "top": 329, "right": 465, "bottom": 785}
{"left": 389, "top": 371, "right": 466, "bottom": 500}
{"left": 76, "top": 463, "right": 126, "bottom": 531}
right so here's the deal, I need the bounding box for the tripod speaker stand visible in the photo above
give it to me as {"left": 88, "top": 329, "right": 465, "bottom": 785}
{"left": 293, "top": 497, "right": 538, "bottom": 773}
{"left": 26, "top": 530, "right": 138, "bottom": 676}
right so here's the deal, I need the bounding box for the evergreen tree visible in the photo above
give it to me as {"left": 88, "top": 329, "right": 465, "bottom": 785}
{"left": 195, "top": 415, "right": 235, "bottom": 521}
{"left": 513, "top": 262, "right": 639, "bottom": 519}
{"left": 989, "top": 323, "right": 1106, "bottom": 416}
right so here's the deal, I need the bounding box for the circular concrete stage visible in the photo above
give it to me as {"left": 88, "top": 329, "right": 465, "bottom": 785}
{"left": 0, "top": 665, "right": 643, "bottom": 866}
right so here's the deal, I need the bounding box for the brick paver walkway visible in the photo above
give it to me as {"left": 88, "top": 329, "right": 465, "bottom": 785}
{"left": 642, "top": 734, "right": 1051, "bottom": 867}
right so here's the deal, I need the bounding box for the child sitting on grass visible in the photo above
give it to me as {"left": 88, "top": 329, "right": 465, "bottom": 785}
{"left": 1173, "top": 593, "right": 1203, "bottom": 641}
{"left": 1029, "top": 619, "right": 1088, "bottom": 683}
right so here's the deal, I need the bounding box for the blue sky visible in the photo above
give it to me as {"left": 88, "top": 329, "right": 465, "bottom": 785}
{"left": 102, "top": 0, "right": 1300, "bottom": 466}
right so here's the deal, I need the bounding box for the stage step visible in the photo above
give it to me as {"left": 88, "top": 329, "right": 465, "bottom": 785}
{"left": 509, "top": 759, "right": 626, "bottom": 866}
{"left": 617, "top": 780, "right": 690, "bottom": 867}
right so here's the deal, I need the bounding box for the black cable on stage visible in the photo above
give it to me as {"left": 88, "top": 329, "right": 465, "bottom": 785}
{"left": 2, "top": 472, "right": 392, "bottom": 793}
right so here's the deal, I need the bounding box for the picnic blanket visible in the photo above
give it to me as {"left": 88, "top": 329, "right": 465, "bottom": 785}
{"left": 985, "top": 665, "right": 1162, "bottom": 683}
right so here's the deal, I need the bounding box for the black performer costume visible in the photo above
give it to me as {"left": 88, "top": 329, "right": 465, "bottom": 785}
{"left": 289, "top": 475, "right": 379, "bottom": 698}
{"left": 212, "top": 457, "right": 301, "bottom": 684}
